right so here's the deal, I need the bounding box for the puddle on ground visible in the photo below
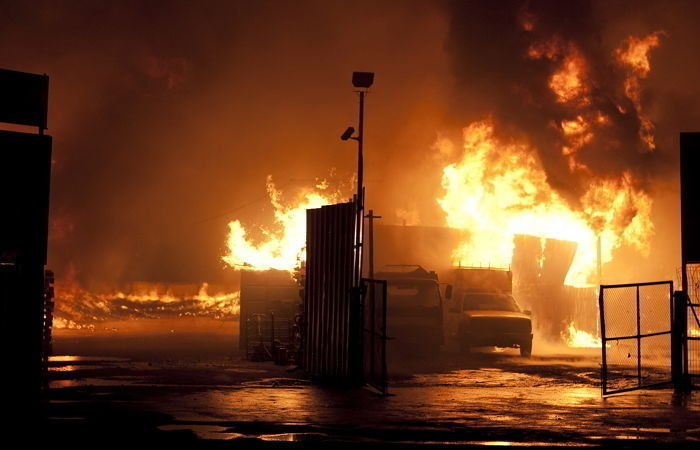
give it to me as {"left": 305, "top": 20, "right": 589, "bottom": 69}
{"left": 240, "top": 378, "right": 311, "bottom": 388}
{"left": 460, "top": 441, "right": 594, "bottom": 447}
{"left": 259, "top": 432, "right": 330, "bottom": 442}
{"left": 224, "top": 368, "right": 267, "bottom": 373}
{"left": 50, "top": 377, "right": 141, "bottom": 389}
{"left": 157, "top": 424, "right": 244, "bottom": 440}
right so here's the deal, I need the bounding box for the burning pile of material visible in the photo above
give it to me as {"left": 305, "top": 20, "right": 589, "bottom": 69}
{"left": 53, "top": 283, "right": 239, "bottom": 330}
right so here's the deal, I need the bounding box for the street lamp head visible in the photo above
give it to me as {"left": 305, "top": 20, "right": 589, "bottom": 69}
{"left": 340, "top": 126, "right": 355, "bottom": 141}
{"left": 352, "top": 72, "right": 374, "bottom": 89}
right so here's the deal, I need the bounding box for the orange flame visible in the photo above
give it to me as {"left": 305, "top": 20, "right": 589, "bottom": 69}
{"left": 437, "top": 120, "right": 652, "bottom": 286}
{"left": 616, "top": 31, "right": 664, "bottom": 151}
{"left": 564, "top": 322, "right": 602, "bottom": 348}
{"left": 222, "top": 175, "right": 342, "bottom": 272}
{"left": 53, "top": 282, "right": 239, "bottom": 330}
{"left": 436, "top": 32, "right": 660, "bottom": 287}
{"left": 528, "top": 38, "right": 589, "bottom": 105}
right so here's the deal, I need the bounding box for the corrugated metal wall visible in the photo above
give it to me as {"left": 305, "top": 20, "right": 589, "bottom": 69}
{"left": 303, "top": 201, "right": 360, "bottom": 382}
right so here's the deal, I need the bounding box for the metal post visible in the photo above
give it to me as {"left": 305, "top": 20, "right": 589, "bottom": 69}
{"left": 599, "top": 286, "right": 608, "bottom": 395}
{"left": 357, "top": 91, "right": 364, "bottom": 215}
{"left": 672, "top": 290, "right": 686, "bottom": 391}
{"left": 368, "top": 208, "right": 373, "bottom": 280}
{"left": 597, "top": 235, "right": 602, "bottom": 285}
{"left": 351, "top": 89, "right": 367, "bottom": 386}
{"left": 369, "top": 280, "right": 375, "bottom": 384}
{"left": 636, "top": 285, "right": 642, "bottom": 387}
{"left": 356, "top": 90, "right": 365, "bottom": 287}
{"left": 365, "top": 210, "right": 382, "bottom": 281}
{"left": 381, "top": 280, "right": 388, "bottom": 395}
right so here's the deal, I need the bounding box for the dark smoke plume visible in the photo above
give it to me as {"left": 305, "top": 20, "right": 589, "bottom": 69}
{"left": 445, "top": 0, "right": 700, "bottom": 203}
{"left": 2, "top": 0, "right": 700, "bottom": 290}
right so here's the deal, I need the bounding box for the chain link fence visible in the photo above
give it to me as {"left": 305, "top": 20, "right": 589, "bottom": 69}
{"left": 245, "top": 312, "right": 298, "bottom": 364}
{"left": 600, "top": 281, "right": 673, "bottom": 395}
{"left": 681, "top": 264, "right": 700, "bottom": 380}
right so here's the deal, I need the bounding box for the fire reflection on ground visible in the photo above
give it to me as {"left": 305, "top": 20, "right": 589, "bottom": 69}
{"left": 46, "top": 335, "right": 700, "bottom": 444}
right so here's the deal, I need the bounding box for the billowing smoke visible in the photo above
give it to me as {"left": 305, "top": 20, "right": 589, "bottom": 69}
{"left": 0, "top": 0, "right": 450, "bottom": 288}
{"left": 2, "top": 0, "right": 699, "bottom": 293}
{"left": 441, "top": 0, "right": 700, "bottom": 282}
{"left": 447, "top": 0, "right": 661, "bottom": 199}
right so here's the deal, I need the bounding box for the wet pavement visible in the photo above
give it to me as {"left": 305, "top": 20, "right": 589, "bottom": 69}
{"left": 43, "top": 332, "right": 700, "bottom": 447}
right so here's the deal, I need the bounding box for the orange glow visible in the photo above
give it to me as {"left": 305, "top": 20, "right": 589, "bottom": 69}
{"left": 560, "top": 115, "right": 594, "bottom": 171}
{"left": 53, "top": 282, "right": 239, "bottom": 330}
{"left": 222, "top": 175, "right": 341, "bottom": 272}
{"left": 616, "top": 32, "right": 663, "bottom": 76}
{"left": 528, "top": 39, "right": 589, "bottom": 105}
{"left": 435, "top": 31, "right": 660, "bottom": 291}
{"left": 564, "top": 322, "right": 601, "bottom": 348}
{"left": 616, "top": 31, "right": 664, "bottom": 151}
{"left": 436, "top": 119, "right": 652, "bottom": 287}
{"left": 550, "top": 52, "right": 587, "bottom": 103}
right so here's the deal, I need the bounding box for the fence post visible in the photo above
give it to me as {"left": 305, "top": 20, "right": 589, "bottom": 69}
{"left": 672, "top": 290, "right": 688, "bottom": 392}
{"left": 599, "top": 286, "right": 608, "bottom": 395}
{"left": 636, "top": 285, "right": 641, "bottom": 387}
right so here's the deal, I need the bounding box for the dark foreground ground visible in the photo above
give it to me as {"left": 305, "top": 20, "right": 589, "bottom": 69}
{"left": 40, "top": 328, "right": 700, "bottom": 448}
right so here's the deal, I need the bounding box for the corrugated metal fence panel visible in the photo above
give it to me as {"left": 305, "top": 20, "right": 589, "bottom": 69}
{"left": 303, "top": 201, "right": 357, "bottom": 380}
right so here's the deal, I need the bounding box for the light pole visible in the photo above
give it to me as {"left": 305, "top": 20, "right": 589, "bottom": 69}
{"left": 340, "top": 71, "right": 374, "bottom": 287}
{"left": 340, "top": 72, "right": 373, "bottom": 385}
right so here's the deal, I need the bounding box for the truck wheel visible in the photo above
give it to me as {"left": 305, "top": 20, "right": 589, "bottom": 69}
{"left": 520, "top": 338, "right": 532, "bottom": 358}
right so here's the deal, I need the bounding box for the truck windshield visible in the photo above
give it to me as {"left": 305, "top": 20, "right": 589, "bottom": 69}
{"left": 387, "top": 280, "right": 440, "bottom": 308}
{"left": 462, "top": 293, "right": 520, "bottom": 312}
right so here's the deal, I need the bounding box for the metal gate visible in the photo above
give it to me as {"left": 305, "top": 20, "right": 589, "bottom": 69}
{"left": 362, "top": 278, "right": 388, "bottom": 394}
{"left": 599, "top": 281, "right": 673, "bottom": 395}
{"left": 681, "top": 263, "right": 700, "bottom": 385}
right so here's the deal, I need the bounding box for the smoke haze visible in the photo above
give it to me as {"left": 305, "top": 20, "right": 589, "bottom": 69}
{"left": 1, "top": 0, "right": 699, "bottom": 287}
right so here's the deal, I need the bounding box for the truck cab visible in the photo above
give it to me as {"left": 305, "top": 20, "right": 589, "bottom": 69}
{"left": 446, "top": 267, "right": 533, "bottom": 357}
{"left": 375, "top": 265, "right": 446, "bottom": 352}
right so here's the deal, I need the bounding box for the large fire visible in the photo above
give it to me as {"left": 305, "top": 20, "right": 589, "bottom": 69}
{"left": 222, "top": 175, "right": 341, "bottom": 272}
{"left": 215, "top": 30, "right": 664, "bottom": 348}
{"left": 437, "top": 30, "right": 662, "bottom": 287}
{"left": 437, "top": 119, "right": 652, "bottom": 287}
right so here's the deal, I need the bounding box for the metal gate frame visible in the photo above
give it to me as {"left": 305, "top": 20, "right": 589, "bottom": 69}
{"left": 599, "top": 281, "right": 674, "bottom": 395}
{"left": 682, "top": 262, "right": 700, "bottom": 386}
{"left": 687, "top": 297, "right": 700, "bottom": 384}
{"left": 362, "top": 278, "right": 388, "bottom": 395}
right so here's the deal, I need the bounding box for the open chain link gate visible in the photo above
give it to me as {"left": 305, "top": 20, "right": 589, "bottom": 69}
{"left": 681, "top": 263, "right": 700, "bottom": 386}
{"left": 599, "top": 281, "right": 673, "bottom": 395}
